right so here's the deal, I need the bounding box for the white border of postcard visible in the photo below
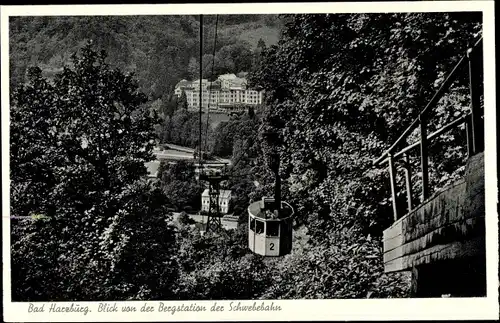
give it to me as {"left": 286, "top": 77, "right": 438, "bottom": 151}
{"left": 2, "top": 1, "right": 498, "bottom": 321}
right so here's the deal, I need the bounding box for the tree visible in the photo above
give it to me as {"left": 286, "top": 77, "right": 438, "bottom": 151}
{"left": 10, "top": 43, "right": 179, "bottom": 301}
{"left": 161, "top": 93, "right": 178, "bottom": 118}
{"left": 158, "top": 160, "right": 202, "bottom": 211}
{"left": 178, "top": 90, "right": 188, "bottom": 110}
{"left": 257, "top": 38, "right": 266, "bottom": 50}
{"left": 158, "top": 159, "right": 196, "bottom": 183}
{"left": 248, "top": 106, "right": 255, "bottom": 118}
{"left": 202, "top": 54, "right": 223, "bottom": 80}
{"left": 215, "top": 45, "right": 236, "bottom": 74}
{"left": 211, "top": 122, "right": 232, "bottom": 157}
{"left": 188, "top": 56, "right": 199, "bottom": 79}
{"left": 231, "top": 42, "right": 254, "bottom": 73}
{"left": 211, "top": 114, "right": 260, "bottom": 159}
{"left": 151, "top": 98, "right": 163, "bottom": 115}
{"left": 174, "top": 226, "right": 273, "bottom": 300}
{"left": 178, "top": 211, "right": 195, "bottom": 226}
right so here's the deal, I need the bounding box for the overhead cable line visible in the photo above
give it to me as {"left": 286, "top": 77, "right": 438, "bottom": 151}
{"left": 198, "top": 14, "right": 203, "bottom": 170}
{"left": 204, "top": 15, "right": 219, "bottom": 154}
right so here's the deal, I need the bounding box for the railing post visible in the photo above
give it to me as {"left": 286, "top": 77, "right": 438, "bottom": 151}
{"left": 388, "top": 153, "right": 398, "bottom": 222}
{"left": 403, "top": 153, "right": 413, "bottom": 212}
{"left": 419, "top": 116, "right": 429, "bottom": 201}
{"left": 465, "top": 114, "right": 474, "bottom": 158}
{"left": 467, "top": 45, "right": 484, "bottom": 154}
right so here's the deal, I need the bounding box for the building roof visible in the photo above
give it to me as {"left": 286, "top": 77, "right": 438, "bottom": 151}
{"left": 174, "top": 75, "right": 265, "bottom": 95}
{"left": 220, "top": 189, "right": 232, "bottom": 199}
{"left": 192, "top": 79, "right": 209, "bottom": 85}
{"left": 233, "top": 78, "right": 247, "bottom": 85}
{"left": 227, "top": 77, "right": 247, "bottom": 90}
{"left": 202, "top": 189, "right": 232, "bottom": 199}
{"left": 218, "top": 73, "right": 238, "bottom": 80}
{"left": 207, "top": 80, "right": 222, "bottom": 90}
{"left": 175, "top": 79, "right": 192, "bottom": 88}
{"left": 176, "top": 75, "right": 260, "bottom": 92}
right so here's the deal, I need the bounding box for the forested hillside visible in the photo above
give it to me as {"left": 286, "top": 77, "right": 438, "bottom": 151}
{"left": 10, "top": 12, "right": 482, "bottom": 301}
{"left": 9, "top": 15, "right": 281, "bottom": 99}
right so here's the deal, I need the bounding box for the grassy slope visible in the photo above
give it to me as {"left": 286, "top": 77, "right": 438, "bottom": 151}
{"left": 219, "top": 21, "right": 281, "bottom": 49}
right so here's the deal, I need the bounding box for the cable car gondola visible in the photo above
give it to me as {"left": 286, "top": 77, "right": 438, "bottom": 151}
{"left": 247, "top": 130, "right": 294, "bottom": 257}
{"left": 248, "top": 197, "right": 294, "bottom": 257}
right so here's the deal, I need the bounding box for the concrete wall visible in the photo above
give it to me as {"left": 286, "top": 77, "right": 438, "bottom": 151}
{"left": 383, "top": 152, "right": 485, "bottom": 273}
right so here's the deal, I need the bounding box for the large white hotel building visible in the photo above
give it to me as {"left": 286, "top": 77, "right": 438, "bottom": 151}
{"left": 174, "top": 73, "right": 264, "bottom": 112}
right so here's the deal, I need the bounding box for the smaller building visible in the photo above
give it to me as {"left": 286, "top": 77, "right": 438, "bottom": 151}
{"left": 201, "top": 189, "right": 231, "bottom": 214}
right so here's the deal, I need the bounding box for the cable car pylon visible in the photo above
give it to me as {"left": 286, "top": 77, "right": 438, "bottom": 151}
{"left": 200, "top": 166, "right": 228, "bottom": 233}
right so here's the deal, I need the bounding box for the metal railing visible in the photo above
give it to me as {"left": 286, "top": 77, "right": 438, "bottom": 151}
{"left": 373, "top": 36, "right": 484, "bottom": 222}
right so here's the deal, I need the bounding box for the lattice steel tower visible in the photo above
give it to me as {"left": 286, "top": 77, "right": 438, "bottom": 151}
{"left": 199, "top": 167, "right": 228, "bottom": 233}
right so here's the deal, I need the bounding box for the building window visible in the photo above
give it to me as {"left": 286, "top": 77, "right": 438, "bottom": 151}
{"left": 249, "top": 218, "right": 255, "bottom": 231}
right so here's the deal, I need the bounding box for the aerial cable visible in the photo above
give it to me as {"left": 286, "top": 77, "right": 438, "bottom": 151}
{"left": 198, "top": 14, "right": 203, "bottom": 168}
{"left": 204, "top": 14, "right": 219, "bottom": 154}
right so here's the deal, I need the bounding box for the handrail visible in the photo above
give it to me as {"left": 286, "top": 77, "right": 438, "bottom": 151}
{"left": 378, "top": 114, "right": 469, "bottom": 164}
{"left": 373, "top": 36, "right": 483, "bottom": 166}
{"left": 373, "top": 35, "right": 484, "bottom": 223}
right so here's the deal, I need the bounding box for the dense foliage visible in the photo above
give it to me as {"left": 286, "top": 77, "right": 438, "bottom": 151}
{"left": 211, "top": 112, "right": 260, "bottom": 158}
{"left": 158, "top": 160, "right": 202, "bottom": 212}
{"left": 10, "top": 13, "right": 482, "bottom": 301}
{"left": 10, "top": 44, "right": 179, "bottom": 301}
{"left": 175, "top": 225, "right": 272, "bottom": 300}
{"left": 159, "top": 109, "right": 211, "bottom": 148}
